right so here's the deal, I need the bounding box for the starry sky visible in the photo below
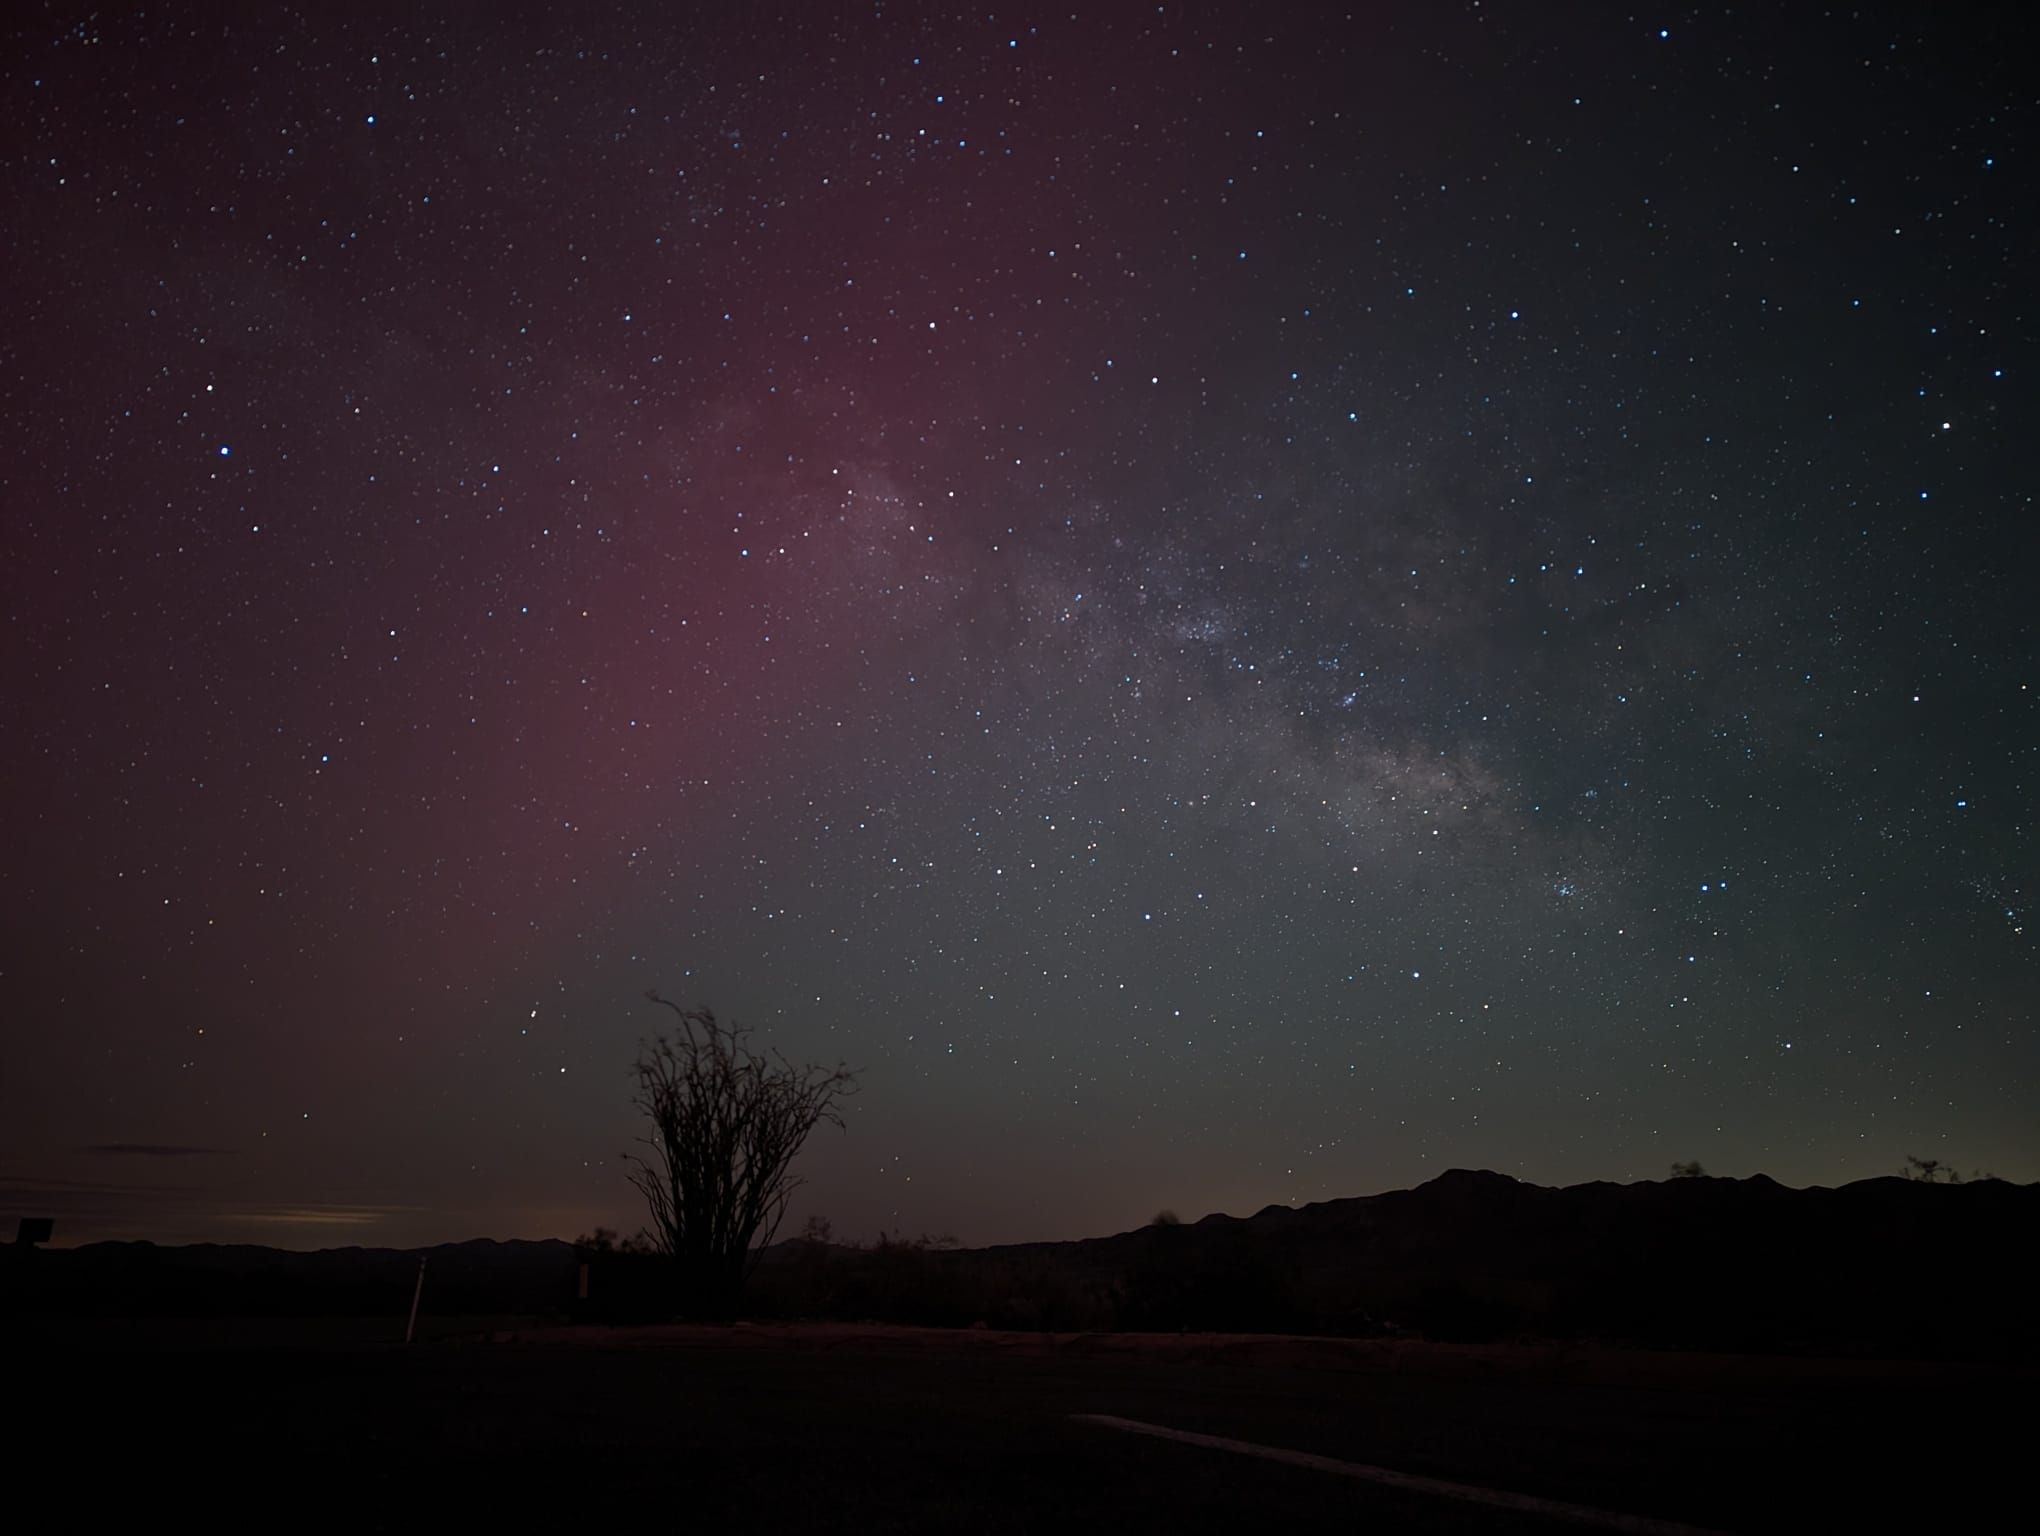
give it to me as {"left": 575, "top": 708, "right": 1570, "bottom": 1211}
{"left": 3, "top": 4, "right": 2033, "bottom": 1249}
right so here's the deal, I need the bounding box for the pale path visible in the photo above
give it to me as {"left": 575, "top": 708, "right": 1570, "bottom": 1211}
{"left": 1069, "top": 1414, "right": 1732, "bottom": 1536}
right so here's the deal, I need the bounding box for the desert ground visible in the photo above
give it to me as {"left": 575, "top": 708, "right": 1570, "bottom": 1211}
{"left": 8, "top": 1319, "right": 2028, "bottom": 1531}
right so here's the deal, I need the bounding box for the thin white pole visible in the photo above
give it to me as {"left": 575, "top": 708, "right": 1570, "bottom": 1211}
{"left": 405, "top": 1255, "right": 428, "bottom": 1344}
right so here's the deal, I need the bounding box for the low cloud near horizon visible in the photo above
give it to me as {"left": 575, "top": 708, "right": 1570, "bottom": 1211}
{"left": 2, "top": 1174, "right": 414, "bottom": 1244}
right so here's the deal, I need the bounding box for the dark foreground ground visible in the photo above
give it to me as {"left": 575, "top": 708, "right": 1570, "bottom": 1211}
{"left": 7, "top": 1319, "right": 2029, "bottom": 1532}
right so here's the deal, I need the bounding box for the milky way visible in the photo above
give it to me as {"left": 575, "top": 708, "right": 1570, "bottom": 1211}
{"left": 3, "top": 4, "right": 2032, "bottom": 1246}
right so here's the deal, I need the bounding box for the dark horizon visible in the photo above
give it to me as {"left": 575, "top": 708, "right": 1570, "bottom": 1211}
{"left": 8, "top": 1159, "right": 2023, "bottom": 1257}
{"left": 4, "top": 4, "right": 2033, "bottom": 1256}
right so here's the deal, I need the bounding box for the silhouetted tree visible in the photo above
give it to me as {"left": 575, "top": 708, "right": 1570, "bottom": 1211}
{"left": 1902, "top": 1155, "right": 1963, "bottom": 1184}
{"left": 1669, "top": 1160, "right": 1707, "bottom": 1179}
{"left": 1150, "top": 1208, "right": 1183, "bottom": 1226}
{"left": 622, "top": 992, "right": 858, "bottom": 1316}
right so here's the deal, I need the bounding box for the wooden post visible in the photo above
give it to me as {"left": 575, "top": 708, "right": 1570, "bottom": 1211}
{"left": 405, "top": 1255, "right": 428, "bottom": 1344}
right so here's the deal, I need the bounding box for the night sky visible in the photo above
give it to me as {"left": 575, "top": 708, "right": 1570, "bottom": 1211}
{"left": 4, "top": 4, "right": 2033, "bottom": 1250}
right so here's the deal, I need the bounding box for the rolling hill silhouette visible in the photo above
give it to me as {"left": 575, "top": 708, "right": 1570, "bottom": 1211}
{"left": 8, "top": 1171, "right": 2033, "bottom": 1358}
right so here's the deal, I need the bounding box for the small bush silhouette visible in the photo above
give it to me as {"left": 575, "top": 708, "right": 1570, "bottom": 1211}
{"left": 1903, "top": 1155, "right": 1963, "bottom": 1184}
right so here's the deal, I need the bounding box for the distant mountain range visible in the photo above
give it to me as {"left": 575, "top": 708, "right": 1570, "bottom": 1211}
{"left": 752, "top": 1168, "right": 2040, "bottom": 1356}
{"left": 8, "top": 1170, "right": 2035, "bottom": 1358}
{"left": 1030, "top": 1169, "right": 2040, "bottom": 1353}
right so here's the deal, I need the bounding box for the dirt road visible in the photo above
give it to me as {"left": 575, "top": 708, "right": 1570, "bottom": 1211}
{"left": 12, "top": 1322, "right": 2023, "bottom": 1531}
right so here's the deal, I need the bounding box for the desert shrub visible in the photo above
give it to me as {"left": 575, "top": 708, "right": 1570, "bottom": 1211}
{"left": 621, "top": 994, "right": 857, "bottom": 1319}
{"left": 575, "top": 1247, "right": 678, "bottom": 1323}
{"left": 1119, "top": 1223, "right": 1299, "bottom": 1332}
{"left": 1394, "top": 1279, "right": 1520, "bottom": 1343}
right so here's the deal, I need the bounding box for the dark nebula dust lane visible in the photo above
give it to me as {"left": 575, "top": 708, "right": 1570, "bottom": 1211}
{"left": 1, "top": 4, "right": 2032, "bottom": 1246}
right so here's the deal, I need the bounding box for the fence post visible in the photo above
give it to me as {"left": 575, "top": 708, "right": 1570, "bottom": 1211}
{"left": 405, "top": 1255, "right": 428, "bottom": 1344}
